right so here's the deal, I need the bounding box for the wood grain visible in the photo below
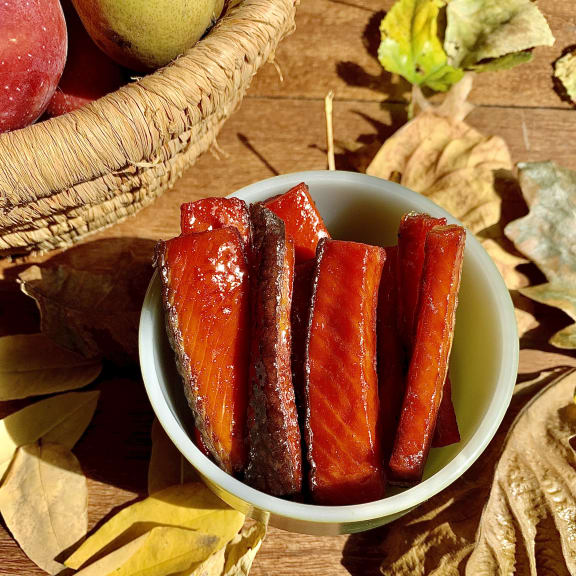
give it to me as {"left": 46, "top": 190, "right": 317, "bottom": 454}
{"left": 250, "top": 0, "right": 576, "bottom": 109}
{"left": 1, "top": 0, "right": 576, "bottom": 574}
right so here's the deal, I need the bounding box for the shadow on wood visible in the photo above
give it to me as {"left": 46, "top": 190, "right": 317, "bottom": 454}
{"left": 335, "top": 9, "right": 409, "bottom": 104}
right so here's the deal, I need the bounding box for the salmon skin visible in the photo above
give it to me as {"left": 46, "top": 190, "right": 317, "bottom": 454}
{"left": 264, "top": 182, "right": 330, "bottom": 262}
{"left": 245, "top": 203, "right": 303, "bottom": 497}
{"left": 389, "top": 225, "right": 466, "bottom": 484}
{"left": 155, "top": 228, "right": 250, "bottom": 475}
{"left": 180, "top": 197, "right": 252, "bottom": 249}
{"left": 377, "top": 246, "right": 407, "bottom": 462}
{"left": 305, "top": 238, "right": 386, "bottom": 505}
{"left": 290, "top": 259, "right": 315, "bottom": 416}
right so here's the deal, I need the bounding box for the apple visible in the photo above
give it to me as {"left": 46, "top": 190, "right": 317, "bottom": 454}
{"left": 46, "top": 0, "right": 125, "bottom": 117}
{"left": 0, "top": 0, "right": 67, "bottom": 133}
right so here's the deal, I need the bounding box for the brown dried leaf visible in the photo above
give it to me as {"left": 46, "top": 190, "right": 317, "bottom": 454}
{"left": 367, "top": 77, "right": 512, "bottom": 235}
{"left": 366, "top": 78, "right": 535, "bottom": 335}
{"left": 466, "top": 371, "right": 576, "bottom": 574}
{"left": 505, "top": 162, "right": 576, "bottom": 349}
{"left": 148, "top": 418, "right": 199, "bottom": 495}
{"left": 0, "top": 442, "right": 88, "bottom": 575}
{"left": 378, "top": 369, "right": 576, "bottom": 575}
{"left": 18, "top": 238, "right": 154, "bottom": 364}
{"left": 0, "top": 333, "right": 101, "bottom": 400}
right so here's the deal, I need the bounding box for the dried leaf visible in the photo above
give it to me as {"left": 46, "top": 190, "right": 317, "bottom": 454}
{"left": 378, "top": 369, "right": 576, "bottom": 575}
{"left": 469, "top": 50, "right": 533, "bottom": 72}
{"left": 18, "top": 238, "right": 154, "bottom": 364}
{"left": 378, "top": 0, "right": 464, "bottom": 91}
{"left": 367, "top": 78, "right": 512, "bottom": 235}
{"left": 222, "top": 523, "right": 267, "bottom": 576}
{"left": 0, "top": 442, "right": 88, "bottom": 574}
{"left": 0, "top": 333, "right": 101, "bottom": 401}
{"left": 148, "top": 419, "right": 198, "bottom": 495}
{"left": 66, "top": 483, "right": 245, "bottom": 570}
{"left": 555, "top": 50, "right": 576, "bottom": 104}
{"left": 73, "top": 526, "right": 219, "bottom": 576}
{"left": 188, "top": 546, "right": 226, "bottom": 576}
{"left": 0, "top": 391, "right": 100, "bottom": 480}
{"left": 466, "top": 371, "right": 576, "bottom": 574}
{"left": 505, "top": 161, "right": 576, "bottom": 349}
{"left": 445, "top": 0, "right": 555, "bottom": 69}
{"left": 481, "top": 239, "right": 528, "bottom": 291}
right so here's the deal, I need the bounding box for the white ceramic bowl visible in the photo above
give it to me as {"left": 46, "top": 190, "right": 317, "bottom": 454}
{"left": 139, "top": 170, "right": 518, "bottom": 535}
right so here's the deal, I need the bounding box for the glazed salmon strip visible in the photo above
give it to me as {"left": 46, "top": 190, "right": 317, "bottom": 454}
{"left": 398, "top": 212, "right": 460, "bottom": 448}
{"left": 389, "top": 225, "right": 466, "bottom": 483}
{"left": 305, "top": 239, "right": 386, "bottom": 505}
{"left": 180, "top": 196, "right": 252, "bottom": 249}
{"left": 155, "top": 228, "right": 250, "bottom": 474}
{"left": 264, "top": 182, "right": 330, "bottom": 262}
{"left": 245, "top": 203, "right": 303, "bottom": 497}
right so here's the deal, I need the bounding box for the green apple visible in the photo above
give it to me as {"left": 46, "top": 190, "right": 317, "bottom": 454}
{"left": 71, "top": 0, "right": 225, "bottom": 71}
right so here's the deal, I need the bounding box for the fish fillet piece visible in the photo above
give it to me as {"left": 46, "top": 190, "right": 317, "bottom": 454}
{"left": 155, "top": 228, "right": 249, "bottom": 474}
{"left": 305, "top": 239, "right": 386, "bottom": 505}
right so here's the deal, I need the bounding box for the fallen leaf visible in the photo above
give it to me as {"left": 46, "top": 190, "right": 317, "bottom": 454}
{"left": 365, "top": 78, "right": 541, "bottom": 336}
{"left": 481, "top": 239, "right": 528, "bottom": 291}
{"left": 73, "top": 526, "right": 219, "bottom": 576}
{"left": 0, "top": 390, "right": 100, "bottom": 480}
{"left": 555, "top": 50, "right": 576, "bottom": 104}
{"left": 377, "top": 368, "right": 576, "bottom": 575}
{"left": 505, "top": 161, "right": 576, "bottom": 349}
{"left": 18, "top": 238, "right": 155, "bottom": 364}
{"left": 0, "top": 333, "right": 101, "bottom": 401}
{"left": 466, "top": 371, "right": 576, "bottom": 574}
{"left": 66, "top": 483, "right": 245, "bottom": 570}
{"left": 378, "top": 0, "right": 463, "bottom": 91}
{"left": 445, "top": 0, "right": 555, "bottom": 69}
{"left": 367, "top": 76, "right": 512, "bottom": 235}
{"left": 189, "top": 546, "right": 226, "bottom": 576}
{"left": 222, "top": 523, "right": 267, "bottom": 576}
{"left": 468, "top": 50, "right": 533, "bottom": 71}
{"left": 148, "top": 419, "right": 198, "bottom": 495}
{"left": 0, "top": 442, "right": 88, "bottom": 574}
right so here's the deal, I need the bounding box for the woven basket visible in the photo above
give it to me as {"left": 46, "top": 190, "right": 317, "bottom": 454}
{"left": 0, "top": 0, "right": 296, "bottom": 255}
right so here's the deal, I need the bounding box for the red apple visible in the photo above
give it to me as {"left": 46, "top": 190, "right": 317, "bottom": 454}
{"left": 46, "top": 0, "right": 125, "bottom": 117}
{"left": 0, "top": 0, "right": 67, "bottom": 133}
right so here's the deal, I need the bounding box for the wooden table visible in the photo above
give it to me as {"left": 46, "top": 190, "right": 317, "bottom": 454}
{"left": 1, "top": 1, "right": 576, "bottom": 574}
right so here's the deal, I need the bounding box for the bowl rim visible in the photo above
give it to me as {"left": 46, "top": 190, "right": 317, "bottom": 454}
{"left": 139, "top": 169, "right": 519, "bottom": 525}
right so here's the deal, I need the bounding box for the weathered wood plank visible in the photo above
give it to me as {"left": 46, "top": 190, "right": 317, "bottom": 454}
{"left": 249, "top": 0, "right": 576, "bottom": 109}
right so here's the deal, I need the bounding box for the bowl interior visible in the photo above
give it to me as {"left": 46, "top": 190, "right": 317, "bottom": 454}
{"left": 140, "top": 170, "right": 518, "bottom": 532}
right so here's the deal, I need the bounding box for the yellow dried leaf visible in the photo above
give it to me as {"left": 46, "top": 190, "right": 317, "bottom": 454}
{"left": 148, "top": 419, "right": 198, "bottom": 495}
{"left": 188, "top": 546, "right": 226, "bottom": 576}
{"left": 0, "top": 442, "right": 88, "bottom": 575}
{"left": 0, "top": 391, "right": 100, "bottom": 480}
{"left": 66, "top": 483, "right": 245, "bottom": 570}
{"left": 555, "top": 50, "right": 576, "bottom": 104}
{"left": 74, "top": 526, "right": 219, "bottom": 576}
{"left": 222, "top": 523, "right": 267, "bottom": 576}
{"left": 0, "top": 333, "right": 101, "bottom": 401}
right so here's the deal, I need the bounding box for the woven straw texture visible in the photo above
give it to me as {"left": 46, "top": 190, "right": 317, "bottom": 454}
{"left": 0, "top": 0, "right": 296, "bottom": 255}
